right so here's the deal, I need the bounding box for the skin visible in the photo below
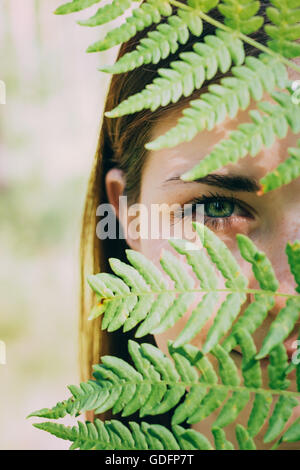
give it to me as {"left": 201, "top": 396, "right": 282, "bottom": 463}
{"left": 105, "top": 87, "right": 300, "bottom": 449}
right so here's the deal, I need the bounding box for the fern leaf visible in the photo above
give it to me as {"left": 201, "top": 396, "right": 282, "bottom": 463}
{"left": 187, "top": 388, "right": 229, "bottom": 423}
{"left": 169, "top": 238, "right": 218, "bottom": 289}
{"left": 280, "top": 417, "right": 300, "bottom": 445}
{"left": 237, "top": 234, "right": 279, "bottom": 292}
{"left": 263, "top": 395, "right": 299, "bottom": 443}
{"left": 234, "top": 329, "right": 262, "bottom": 388}
{"left": 213, "top": 390, "right": 250, "bottom": 428}
{"left": 100, "top": 9, "right": 203, "bottom": 73}
{"left": 258, "top": 140, "right": 300, "bottom": 194}
{"left": 265, "top": 0, "right": 300, "bottom": 58}
{"left": 286, "top": 240, "right": 300, "bottom": 294}
{"left": 172, "top": 293, "right": 219, "bottom": 348}
{"left": 77, "top": 0, "right": 137, "bottom": 27}
{"left": 236, "top": 424, "right": 256, "bottom": 449}
{"left": 268, "top": 343, "right": 291, "bottom": 390}
{"left": 172, "top": 425, "right": 214, "bottom": 450}
{"left": 187, "top": 0, "right": 220, "bottom": 13}
{"left": 105, "top": 30, "right": 244, "bottom": 115}
{"left": 212, "top": 427, "right": 235, "bottom": 449}
{"left": 29, "top": 337, "right": 300, "bottom": 449}
{"left": 256, "top": 297, "right": 300, "bottom": 359}
{"left": 218, "top": 0, "right": 264, "bottom": 34}
{"left": 247, "top": 392, "right": 273, "bottom": 438}
{"left": 146, "top": 53, "right": 288, "bottom": 151}
{"left": 180, "top": 90, "right": 300, "bottom": 183}
{"left": 194, "top": 223, "right": 248, "bottom": 289}
{"left": 33, "top": 419, "right": 191, "bottom": 450}
{"left": 203, "top": 293, "right": 247, "bottom": 353}
{"left": 27, "top": 381, "right": 110, "bottom": 419}
{"left": 222, "top": 294, "right": 274, "bottom": 352}
{"left": 171, "top": 383, "right": 207, "bottom": 425}
{"left": 54, "top": 0, "right": 101, "bottom": 15}
{"left": 87, "top": 0, "right": 173, "bottom": 52}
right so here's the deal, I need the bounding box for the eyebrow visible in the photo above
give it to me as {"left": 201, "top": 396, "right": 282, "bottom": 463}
{"left": 163, "top": 173, "right": 261, "bottom": 192}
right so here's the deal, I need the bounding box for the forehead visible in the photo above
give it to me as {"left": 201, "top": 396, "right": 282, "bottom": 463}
{"left": 142, "top": 90, "right": 300, "bottom": 189}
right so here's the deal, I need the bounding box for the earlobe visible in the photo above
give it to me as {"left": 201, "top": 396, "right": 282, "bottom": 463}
{"left": 105, "top": 168, "right": 141, "bottom": 252}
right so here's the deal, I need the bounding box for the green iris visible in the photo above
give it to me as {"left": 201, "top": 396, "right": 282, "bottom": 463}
{"left": 205, "top": 200, "right": 234, "bottom": 218}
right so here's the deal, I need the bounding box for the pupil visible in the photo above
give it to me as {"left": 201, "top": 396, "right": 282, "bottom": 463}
{"left": 205, "top": 200, "right": 234, "bottom": 217}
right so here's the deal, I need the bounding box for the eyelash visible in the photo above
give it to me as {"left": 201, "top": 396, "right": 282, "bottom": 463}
{"left": 172, "top": 191, "right": 254, "bottom": 231}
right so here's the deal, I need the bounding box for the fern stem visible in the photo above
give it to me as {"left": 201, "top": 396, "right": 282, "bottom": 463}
{"left": 167, "top": 0, "right": 300, "bottom": 75}
{"left": 93, "top": 379, "right": 300, "bottom": 399}
{"left": 98, "top": 288, "right": 300, "bottom": 302}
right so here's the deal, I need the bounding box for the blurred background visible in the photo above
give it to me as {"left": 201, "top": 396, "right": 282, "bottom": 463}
{"left": 0, "top": 0, "right": 120, "bottom": 449}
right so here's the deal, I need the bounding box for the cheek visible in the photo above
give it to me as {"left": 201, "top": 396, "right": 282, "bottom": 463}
{"left": 139, "top": 236, "right": 233, "bottom": 354}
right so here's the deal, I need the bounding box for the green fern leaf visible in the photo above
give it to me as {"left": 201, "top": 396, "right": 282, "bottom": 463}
{"left": 280, "top": 417, "right": 300, "bottom": 445}
{"left": 188, "top": 0, "right": 220, "bottom": 13}
{"left": 173, "top": 425, "right": 214, "bottom": 450}
{"left": 236, "top": 424, "right": 256, "bottom": 449}
{"left": 265, "top": 0, "right": 300, "bottom": 58}
{"left": 222, "top": 294, "right": 274, "bottom": 352}
{"left": 263, "top": 395, "right": 299, "bottom": 443}
{"left": 105, "top": 30, "right": 244, "bottom": 115}
{"left": 247, "top": 392, "right": 273, "bottom": 438}
{"left": 146, "top": 53, "right": 288, "bottom": 151}
{"left": 256, "top": 297, "right": 300, "bottom": 359}
{"left": 234, "top": 329, "right": 262, "bottom": 388}
{"left": 100, "top": 9, "right": 203, "bottom": 73}
{"left": 237, "top": 234, "right": 279, "bottom": 292}
{"left": 286, "top": 240, "right": 300, "bottom": 294}
{"left": 33, "top": 419, "right": 193, "bottom": 450}
{"left": 180, "top": 90, "right": 300, "bottom": 183}
{"left": 259, "top": 140, "right": 300, "bottom": 194}
{"left": 212, "top": 427, "right": 235, "bottom": 449}
{"left": 218, "top": 0, "right": 263, "bottom": 35}
{"left": 54, "top": 0, "right": 101, "bottom": 15}
{"left": 268, "top": 343, "right": 291, "bottom": 390}
{"left": 78, "top": 0, "right": 137, "bottom": 27}
{"left": 87, "top": 0, "right": 173, "bottom": 52}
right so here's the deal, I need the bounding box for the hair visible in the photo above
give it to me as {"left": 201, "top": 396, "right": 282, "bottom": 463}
{"left": 79, "top": 1, "right": 271, "bottom": 425}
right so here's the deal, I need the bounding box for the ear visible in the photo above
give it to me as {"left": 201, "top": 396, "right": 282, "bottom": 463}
{"left": 105, "top": 168, "right": 141, "bottom": 251}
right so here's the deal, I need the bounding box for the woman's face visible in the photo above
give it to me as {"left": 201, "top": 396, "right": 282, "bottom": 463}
{"left": 106, "top": 90, "right": 300, "bottom": 449}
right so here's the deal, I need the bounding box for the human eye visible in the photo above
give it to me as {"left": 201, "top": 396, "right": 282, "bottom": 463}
{"left": 172, "top": 191, "right": 255, "bottom": 233}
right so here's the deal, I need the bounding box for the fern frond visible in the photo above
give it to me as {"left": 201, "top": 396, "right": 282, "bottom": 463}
{"left": 286, "top": 240, "right": 300, "bottom": 294}
{"left": 33, "top": 419, "right": 203, "bottom": 450}
{"left": 256, "top": 297, "right": 300, "bottom": 359}
{"left": 145, "top": 53, "right": 288, "bottom": 150}
{"left": 276, "top": 417, "right": 300, "bottom": 448}
{"left": 258, "top": 139, "right": 300, "bottom": 194}
{"left": 212, "top": 426, "right": 234, "bottom": 449}
{"left": 237, "top": 234, "right": 279, "bottom": 292}
{"left": 180, "top": 90, "right": 300, "bottom": 184}
{"left": 87, "top": 0, "right": 173, "bottom": 52}
{"left": 86, "top": 222, "right": 300, "bottom": 359}
{"left": 104, "top": 29, "right": 244, "bottom": 115}
{"left": 265, "top": 0, "right": 300, "bottom": 58}
{"left": 54, "top": 0, "right": 101, "bottom": 15}
{"left": 218, "top": 0, "right": 264, "bottom": 34}
{"left": 77, "top": 0, "right": 138, "bottom": 27}
{"left": 235, "top": 424, "right": 256, "bottom": 449}
{"left": 99, "top": 8, "right": 203, "bottom": 73}
{"left": 29, "top": 338, "right": 300, "bottom": 448}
